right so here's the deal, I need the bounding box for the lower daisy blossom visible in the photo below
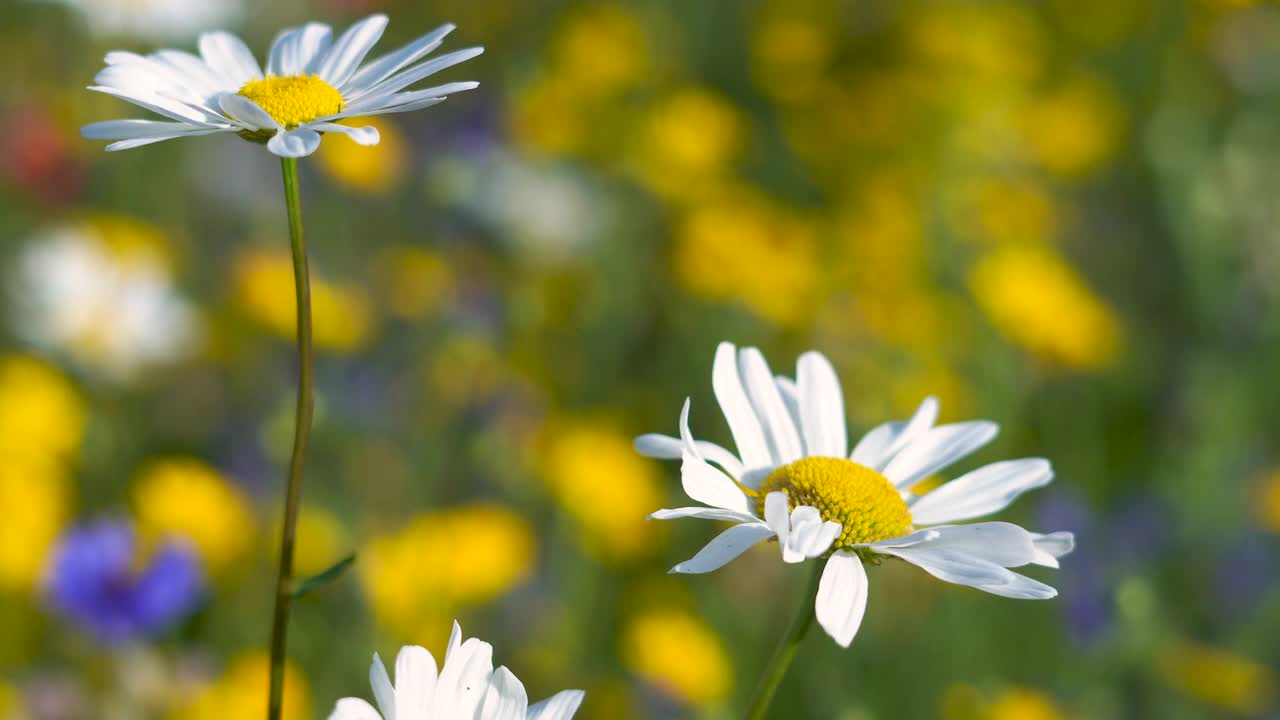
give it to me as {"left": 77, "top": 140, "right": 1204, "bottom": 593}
{"left": 636, "top": 342, "right": 1075, "bottom": 647}
{"left": 328, "top": 621, "right": 584, "bottom": 720}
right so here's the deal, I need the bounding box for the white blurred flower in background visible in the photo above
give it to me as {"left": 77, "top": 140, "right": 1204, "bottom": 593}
{"left": 47, "top": 0, "right": 244, "bottom": 41}
{"left": 12, "top": 219, "right": 202, "bottom": 382}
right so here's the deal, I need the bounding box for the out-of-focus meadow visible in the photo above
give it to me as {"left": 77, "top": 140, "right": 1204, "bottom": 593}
{"left": 2, "top": 0, "right": 1279, "bottom": 717}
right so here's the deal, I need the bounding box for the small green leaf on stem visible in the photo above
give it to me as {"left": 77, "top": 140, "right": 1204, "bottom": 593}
{"left": 290, "top": 553, "right": 356, "bottom": 599}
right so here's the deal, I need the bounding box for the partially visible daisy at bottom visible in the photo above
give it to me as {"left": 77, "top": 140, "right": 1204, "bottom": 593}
{"left": 329, "top": 621, "right": 584, "bottom": 720}
{"left": 636, "top": 342, "right": 1075, "bottom": 648}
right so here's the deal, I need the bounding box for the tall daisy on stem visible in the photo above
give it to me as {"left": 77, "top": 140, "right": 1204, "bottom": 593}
{"left": 81, "top": 15, "right": 482, "bottom": 720}
{"left": 636, "top": 342, "right": 1074, "bottom": 719}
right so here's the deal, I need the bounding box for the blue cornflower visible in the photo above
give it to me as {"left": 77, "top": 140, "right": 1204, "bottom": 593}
{"left": 44, "top": 519, "right": 205, "bottom": 645}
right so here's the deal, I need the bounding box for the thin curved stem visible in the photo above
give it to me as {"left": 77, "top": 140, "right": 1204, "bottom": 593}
{"left": 266, "top": 157, "right": 314, "bottom": 720}
{"left": 745, "top": 562, "right": 823, "bottom": 720}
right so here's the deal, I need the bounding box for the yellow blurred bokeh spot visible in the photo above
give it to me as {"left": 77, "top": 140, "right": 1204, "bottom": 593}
{"left": 622, "top": 607, "right": 732, "bottom": 707}
{"left": 235, "top": 250, "right": 374, "bottom": 352}
{"left": 315, "top": 117, "right": 409, "bottom": 195}
{"left": 134, "top": 458, "right": 254, "bottom": 576}
{"left": 177, "top": 653, "right": 310, "bottom": 720}
{"left": 1162, "top": 642, "right": 1276, "bottom": 715}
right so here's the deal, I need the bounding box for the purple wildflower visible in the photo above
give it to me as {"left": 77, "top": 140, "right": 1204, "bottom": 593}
{"left": 44, "top": 519, "right": 204, "bottom": 646}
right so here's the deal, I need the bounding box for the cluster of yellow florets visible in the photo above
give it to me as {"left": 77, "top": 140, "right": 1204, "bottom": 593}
{"left": 757, "top": 456, "right": 912, "bottom": 548}
{"left": 237, "top": 75, "right": 344, "bottom": 128}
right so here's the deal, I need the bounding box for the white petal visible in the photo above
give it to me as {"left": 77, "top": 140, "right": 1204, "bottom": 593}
{"left": 738, "top": 347, "right": 804, "bottom": 464}
{"left": 444, "top": 621, "right": 463, "bottom": 664}
{"left": 850, "top": 396, "right": 939, "bottom": 469}
{"left": 87, "top": 84, "right": 219, "bottom": 126}
{"left": 680, "top": 451, "right": 751, "bottom": 514}
{"left": 317, "top": 14, "right": 390, "bottom": 88}
{"left": 349, "top": 96, "right": 447, "bottom": 116}
{"left": 312, "top": 122, "right": 381, "bottom": 145}
{"left": 977, "top": 570, "right": 1058, "bottom": 599}
{"left": 648, "top": 507, "right": 760, "bottom": 524}
{"left": 433, "top": 637, "right": 493, "bottom": 719}
{"left": 670, "top": 523, "right": 774, "bottom": 574}
{"left": 797, "top": 351, "right": 847, "bottom": 458}
{"left": 633, "top": 434, "right": 745, "bottom": 478}
{"left": 910, "top": 458, "right": 1053, "bottom": 525}
{"left": 199, "top": 31, "right": 263, "bottom": 86}
{"left": 1030, "top": 531, "right": 1075, "bottom": 567}
{"left": 267, "top": 128, "right": 322, "bottom": 157}
{"left": 527, "top": 690, "right": 586, "bottom": 720}
{"left": 349, "top": 47, "right": 484, "bottom": 100}
{"left": 479, "top": 666, "right": 528, "bottom": 720}
{"left": 102, "top": 128, "right": 229, "bottom": 151}
{"left": 775, "top": 376, "right": 803, "bottom": 442}
{"left": 341, "top": 81, "right": 479, "bottom": 115}
{"left": 763, "top": 491, "right": 791, "bottom": 551}
{"left": 346, "top": 23, "right": 456, "bottom": 93}
{"left": 82, "top": 118, "right": 209, "bottom": 140}
{"left": 874, "top": 545, "right": 1014, "bottom": 588}
{"left": 815, "top": 551, "right": 868, "bottom": 648}
{"left": 895, "top": 522, "right": 1045, "bottom": 568}
{"left": 711, "top": 342, "right": 772, "bottom": 475}
{"left": 788, "top": 518, "right": 841, "bottom": 560}
{"left": 218, "top": 93, "right": 279, "bottom": 130}
{"left": 328, "top": 698, "right": 384, "bottom": 720}
{"left": 394, "top": 645, "right": 437, "bottom": 719}
{"left": 369, "top": 653, "right": 395, "bottom": 719}
{"left": 268, "top": 23, "right": 333, "bottom": 77}
{"left": 881, "top": 421, "right": 999, "bottom": 490}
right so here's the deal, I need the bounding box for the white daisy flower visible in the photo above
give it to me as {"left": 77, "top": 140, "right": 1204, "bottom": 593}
{"left": 636, "top": 342, "right": 1075, "bottom": 648}
{"left": 81, "top": 14, "right": 482, "bottom": 157}
{"left": 50, "top": 0, "right": 243, "bottom": 41}
{"left": 329, "top": 621, "right": 585, "bottom": 720}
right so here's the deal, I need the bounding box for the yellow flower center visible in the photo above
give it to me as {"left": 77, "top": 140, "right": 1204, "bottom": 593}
{"left": 237, "top": 75, "right": 344, "bottom": 129}
{"left": 756, "top": 457, "right": 912, "bottom": 548}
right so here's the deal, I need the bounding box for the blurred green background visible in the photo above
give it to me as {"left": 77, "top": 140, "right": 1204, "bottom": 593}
{"left": 2, "top": 0, "right": 1279, "bottom": 718}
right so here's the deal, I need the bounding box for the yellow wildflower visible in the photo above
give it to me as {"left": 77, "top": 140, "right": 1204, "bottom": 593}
{"left": 674, "top": 187, "right": 821, "bottom": 328}
{"left": 134, "top": 458, "right": 253, "bottom": 575}
{"left": 541, "top": 421, "right": 665, "bottom": 563}
{"left": 315, "top": 117, "right": 408, "bottom": 194}
{"left": 178, "top": 654, "right": 309, "bottom": 720}
{"left": 235, "top": 250, "right": 374, "bottom": 352}
{"left": 970, "top": 246, "right": 1121, "bottom": 369}
{"left": 1162, "top": 642, "right": 1276, "bottom": 715}
{"left": 0, "top": 458, "right": 69, "bottom": 591}
{"left": 622, "top": 608, "right": 732, "bottom": 706}
{"left": 630, "top": 88, "right": 744, "bottom": 201}
{"left": 360, "top": 505, "right": 535, "bottom": 643}
{"left": 0, "top": 356, "right": 85, "bottom": 463}
{"left": 372, "top": 246, "right": 454, "bottom": 320}
{"left": 1255, "top": 468, "right": 1280, "bottom": 533}
{"left": 1021, "top": 76, "right": 1124, "bottom": 177}
{"left": 986, "top": 689, "right": 1067, "bottom": 720}
{"left": 291, "top": 506, "right": 348, "bottom": 578}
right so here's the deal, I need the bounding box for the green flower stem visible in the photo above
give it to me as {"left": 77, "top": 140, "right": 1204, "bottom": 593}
{"left": 745, "top": 562, "right": 823, "bottom": 720}
{"left": 266, "top": 157, "right": 314, "bottom": 720}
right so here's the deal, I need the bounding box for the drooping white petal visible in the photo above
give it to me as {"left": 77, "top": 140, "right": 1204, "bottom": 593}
{"left": 873, "top": 544, "right": 1015, "bottom": 589}
{"left": 433, "top": 637, "right": 494, "bottom": 719}
{"left": 633, "top": 434, "right": 745, "bottom": 479}
{"left": 648, "top": 507, "right": 760, "bottom": 524}
{"left": 680, "top": 451, "right": 751, "bottom": 515}
{"left": 763, "top": 491, "right": 791, "bottom": 551}
{"left": 738, "top": 347, "right": 804, "bottom": 465}
{"left": 267, "top": 128, "right": 322, "bottom": 157}
{"left": 797, "top": 351, "right": 847, "bottom": 458}
{"left": 786, "top": 516, "right": 841, "bottom": 560}
{"left": 311, "top": 122, "right": 380, "bottom": 145}
{"left": 711, "top": 342, "right": 773, "bottom": 476}
{"left": 198, "top": 31, "right": 263, "bottom": 86}
{"left": 369, "top": 653, "right": 395, "bottom": 719}
{"left": 909, "top": 458, "right": 1053, "bottom": 525}
{"left": 815, "top": 551, "right": 868, "bottom": 648}
{"left": 218, "top": 93, "right": 279, "bottom": 130}
{"left": 1030, "top": 531, "right": 1075, "bottom": 567}
{"left": 102, "top": 128, "right": 230, "bottom": 151}
{"left": 881, "top": 421, "right": 999, "bottom": 490}
{"left": 669, "top": 523, "right": 775, "bottom": 574}
{"left": 885, "top": 522, "right": 1046, "bottom": 568}
{"left": 478, "top": 666, "right": 528, "bottom": 720}
{"left": 346, "top": 23, "right": 456, "bottom": 93}
{"left": 316, "top": 14, "right": 390, "bottom": 89}
{"left": 328, "top": 698, "right": 384, "bottom": 720}
{"left": 977, "top": 570, "right": 1058, "bottom": 599}
{"left": 394, "top": 645, "right": 437, "bottom": 719}
{"left": 527, "top": 690, "right": 586, "bottom": 720}
{"left": 850, "top": 395, "right": 939, "bottom": 469}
